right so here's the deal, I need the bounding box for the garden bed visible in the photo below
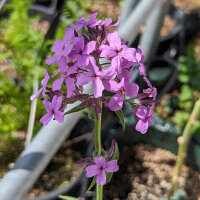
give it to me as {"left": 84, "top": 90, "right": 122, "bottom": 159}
{"left": 104, "top": 144, "right": 200, "bottom": 200}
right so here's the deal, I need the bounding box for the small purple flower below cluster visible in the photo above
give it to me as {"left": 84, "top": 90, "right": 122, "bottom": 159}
{"left": 30, "top": 12, "right": 157, "bottom": 134}
{"left": 86, "top": 156, "right": 119, "bottom": 185}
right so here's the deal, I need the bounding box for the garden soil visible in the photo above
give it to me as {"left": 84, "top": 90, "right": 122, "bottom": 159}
{"left": 104, "top": 144, "right": 200, "bottom": 200}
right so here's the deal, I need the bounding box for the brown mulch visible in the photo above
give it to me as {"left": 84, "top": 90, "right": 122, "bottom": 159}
{"left": 88, "top": 0, "right": 121, "bottom": 20}
{"left": 174, "top": 0, "right": 200, "bottom": 13}
{"left": 104, "top": 144, "right": 200, "bottom": 200}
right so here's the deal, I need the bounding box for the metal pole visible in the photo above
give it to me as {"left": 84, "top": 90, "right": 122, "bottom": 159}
{"left": 139, "top": 0, "right": 171, "bottom": 61}
{"left": 118, "top": 0, "right": 162, "bottom": 44}
{"left": 25, "top": 79, "right": 39, "bottom": 148}
{"left": 119, "top": 0, "right": 139, "bottom": 29}
{"left": 0, "top": 0, "right": 6, "bottom": 11}
{"left": 0, "top": 86, "right": 92, "bottom": 200}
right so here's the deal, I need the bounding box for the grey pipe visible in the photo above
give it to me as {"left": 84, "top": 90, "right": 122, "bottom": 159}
{"left": 0, "top": 86, "right": 92, "bottom": 200}
{"left": 118, "top": 0, "right": 162, "bottom": 44}
{"left": 119, "top": 0, "right": 139, "bottom": 29}
{"left": 139, "top": 0, "right": 171, "bottom": 61}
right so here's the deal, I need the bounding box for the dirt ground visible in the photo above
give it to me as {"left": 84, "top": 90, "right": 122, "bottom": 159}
{"left": 104, "top": 144, "right": 200, "bottom": 200}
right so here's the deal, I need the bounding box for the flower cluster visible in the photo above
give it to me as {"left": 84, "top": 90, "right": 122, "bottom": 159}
{"left": 31, "top": 12, "right": 156, "bottom": 134}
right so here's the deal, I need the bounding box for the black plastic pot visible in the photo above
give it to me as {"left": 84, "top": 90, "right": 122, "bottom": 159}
{"left": 135, "top": 57, "right": 179, "bottom": 102}
{"left": 157, "top": 5, "right": 185, "bottom": 58}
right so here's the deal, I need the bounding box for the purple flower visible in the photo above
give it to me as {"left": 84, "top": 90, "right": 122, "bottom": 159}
{"left": 52, "top": 58, "right": 77, "bottom": 98}
{"left": 46, "top": 28, "right": 74, "bottom": 65}
{"left": 75, "top": 12, "right": 100, "bottom": 31}
{"left": 30, "top": 69, "right": 50, "bottom": 100}
{"left": 134, "top": 106, "right": 154, "bottom": 134}
{"left": 136, "top": 46, "right": 146, "bottom": 76}
{"left": 69, "top": 35, "right": 96, "bottom": 67}
{"left": 99, "top": 31, "right": 137, "bottom": 73}
{"left": 143, "top": 77, "right": 157, "bottom": 100}
{"left": 40, "top": 95, "right": 64, "bottom": 126}
{"left": 86, "top": 156, "right": 119, "bottom": 185}
{"left": 77, "top": 58, "right": 115, "bottom": 98}
{"left": 99, "top": 16, "right": 120, "bottom": 28}
{"left": 104, "top": 77, "right": 139, "bottom": 111}
{"left": 107, "top": 139, "right": 115, "bottom": 158}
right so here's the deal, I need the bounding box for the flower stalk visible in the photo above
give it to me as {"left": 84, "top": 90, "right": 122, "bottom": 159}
{"left": 169, "top": 98, "right": 200, "bottom": 196}
{"left": 95, "top": 99, "right": 102, "bottom": 156}
{"left": 94, "top": 99, "right": 103, "bottom": 200}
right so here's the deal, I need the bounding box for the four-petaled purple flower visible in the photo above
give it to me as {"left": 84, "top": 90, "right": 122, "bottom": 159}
{"left": 69, "top": 35, "right": 96, "bottom": 67}
{"left": 77, "top": 58, "right": 115, "bottom": 98}
{"left": 46, "top": 28, "right": 74, "bottom": 65}
{"left": 86, "top": 156, "right": 119, "bottom": 185}
{"left": 104, "top": 77, "right": 139, "bottom": 111}
{"left": 40, "top": 95, "right": 64, "bottom": 126}
{"left": 134, "top": 105, "right": 154, "bottom": 134}
{"left": 99, "top": 31, "right": 137, "bottom": 73}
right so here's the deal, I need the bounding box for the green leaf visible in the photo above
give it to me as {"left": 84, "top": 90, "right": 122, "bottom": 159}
{"left": 178, "top": 74, "right": 190, "bottom": 83}
{"left": 92, "top": 150, "right": 99, "bottom": 157}
{"left": 179, "top": 85, "right": 193, "bottom": 101}
{"left": 115, "top": 110, "right": 125, "bottom": 131}
{"left": 59, "top": 195, "right": 77, "bottom": 200}
{"left": 105, "top": 172, "right": 113, "bottom": 184}
{"left": 112, "top": 142, "right": 119, "bottom": 160}
{"left": 87, "top": 176, "right": 96, "bottom": 191}
{"left": 87, "top": 108, "right": 95, "bottom": 120}
{"left": 106, "top": 142, "right": 119, "bottom": 184}
{"left": 64, "top": 105, "right": 86, "bottom": 115}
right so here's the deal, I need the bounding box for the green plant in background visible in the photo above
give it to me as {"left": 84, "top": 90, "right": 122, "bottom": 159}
{"left": 174, "top": 44, "right": 200, "bottom": 138}
{"left": 169, "top": 98, "right": 200, "bottom": 197}
{"left": 0, "top": 0, "right": 46, "bottom": 141}
{"left": 56, "top": 0, "right": 91, "bottom": 39}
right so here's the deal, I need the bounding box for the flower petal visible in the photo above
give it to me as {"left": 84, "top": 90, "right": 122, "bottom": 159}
{"left": 136, "top": 119, "right": 149, "bottom": 134}
{"left": 111, "top": 56, "right": 122, "bottom": 73}
{"left": 105, "top": 160, "right": 119, "bottom": 172}
{"left": 52, "top": 39, "right": 62, "bottom": 52}
{"left": 66, "top": 77, "right": 75, "bottom": 98}
{"left": 97, "top": 171, "right": 106, "bottom": 185}
{"left": 52, "top": 77, "right": 64, "bottom": 91}
{"left": 77, "top": 72, "right": 93, "bottom": 86}
{"left": 86, "top": 165, "right": 99, "bottom": 177}
{"left": 40, "top": 112, "right": 53, "bottom": 126}
{"left": 93, "top": 77, "right": 104, "bottom": 98}
{"left": 30, "top": 88, "right": 43, "bottom": 100}
{"left": 54, "top": 110, "right": 64, "bottom": 123}
{"left": 84, "top": 41, "right": 96, "bottom": 55}
{"left": 94, "top": 157, "right": 106, "bottom": 168}
{"left": 52, "top": 95, "right": 62, "bottom": 111}
{"left": 108, "top": 93, "right": 124, "bottom": 111}
{"left": 125, "top": 83, "right": 139, "bottom": 98}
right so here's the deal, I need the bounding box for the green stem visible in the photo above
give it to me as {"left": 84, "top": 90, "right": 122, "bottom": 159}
{"left": 169, "top": 98, "right": 200, "bottom": 197}
{"left": 94, "top": 99, "right": 102, "bottom": 155}
{"left": 94, "top": 98, "right": 103, "bottom": 200}
{"left": 97, "top": 185, "right": 103, "bottom": 200}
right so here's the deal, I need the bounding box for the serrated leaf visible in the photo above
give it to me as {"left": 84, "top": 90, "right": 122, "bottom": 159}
{"left": 59, "top": 195, "right": 77, "bottom": 200}
{"left": 87, "top": 176, "right": 96, "bottom": 191}
{"left": 115, "top": 110, "right": 125, "bottom": 131}
{"left": 64, "top": 105, "right": 86, "bottom": 115}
